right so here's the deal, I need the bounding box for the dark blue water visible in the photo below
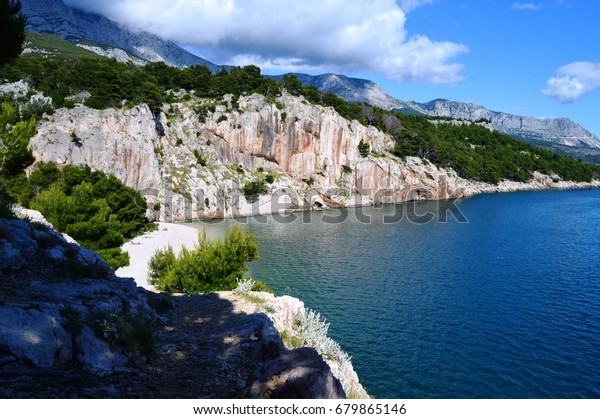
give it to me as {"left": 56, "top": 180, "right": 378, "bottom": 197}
{"left": 195, "top": 189, "right": 600, "bottom": 398}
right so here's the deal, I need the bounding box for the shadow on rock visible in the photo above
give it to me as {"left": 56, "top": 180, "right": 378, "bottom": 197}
{"left": 131, "top": 292, "right": 345, "bottom": 399}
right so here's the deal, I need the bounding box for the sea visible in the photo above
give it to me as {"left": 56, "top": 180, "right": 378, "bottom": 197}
{"left": 194, "top": 188, "right": 600, "bottom": 398}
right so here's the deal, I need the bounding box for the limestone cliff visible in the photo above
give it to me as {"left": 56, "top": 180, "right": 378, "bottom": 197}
{"left": 29, "top": 90, "right": 599, "bottom": 222}
{"left": 23, "top": 92, "right": 463, "bottom": 221}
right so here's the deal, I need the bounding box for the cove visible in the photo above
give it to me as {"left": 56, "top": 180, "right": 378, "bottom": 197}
{"left": 194, "top": 188, "right": 600, "bottom": 398}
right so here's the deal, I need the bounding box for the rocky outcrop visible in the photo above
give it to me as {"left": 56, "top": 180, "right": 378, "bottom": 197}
{"left": 27, "top": 91, "right": 477, "bottom": 221}
{"left": 29, "top": 90, "right": 599, "bottom": 223}
{"left": 0, "top": 215, "right": 152, "bottom": 375}
{"left": 241, "top": 347, "right": 345, "bottom": 399}
{"left": 0, "top": 213, "right": 350, "bottom": 398}
{"left": 30, "top": 104, "right": 162, "bottom": 193}
{"left": 27, "top": 91, "right": 597, "bottom": 221}
{"left": 238, "top": 292, "right": 369, "bottom": 398}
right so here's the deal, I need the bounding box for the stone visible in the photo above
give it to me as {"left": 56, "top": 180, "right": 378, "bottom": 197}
{"left": 0, "top": 306, "right": 72, "bottom": 368}
{"left": 29, "top": 92, "right": 599, "bottom": 223}
{"left": 241, "top": 347, "right": 345, "bottom": 399}
{"left": 76, "top": 327, "right": 128, "bottom": 373}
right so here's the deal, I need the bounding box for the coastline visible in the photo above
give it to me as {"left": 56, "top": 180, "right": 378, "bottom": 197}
{"left": 116, "top": 222, "right": 369, "bottom": 397}
{"left": 160, "top": 176, "right": 600, "bottom": 223}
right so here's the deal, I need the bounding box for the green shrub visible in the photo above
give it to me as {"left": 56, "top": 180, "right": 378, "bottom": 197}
{"left": 0, "top": 103, "right": 36, "bottom": 177}
{"left": 251, "top": 279, "right": 274, "bottom": 294}
{"left": 97, "top": 247, "right": 130, "bottom": 270}
{"left": 358, "top": 139, "right": 370, "bottom": 157}
{"left": 341, "top": 165, "right": 352, "bottom": 174}
{"left": 193, "top": 149, "right": 207, "bottom": 166}
{"left": 148, "top": 225, "right": 259, "bottom": 295}
{"left": 243, "top": 179, "right": 268, "bottom": 202}
{"left": 265, "top": 173, "right": 276, "bottom": 184}
{"left": 26, "top": 164, "right": 155, "bottom": 269}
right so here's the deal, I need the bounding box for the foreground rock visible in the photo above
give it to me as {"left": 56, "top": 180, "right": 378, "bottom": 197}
{"left": 0, "top": 214, "right": 347, "bottom": 398}
{"left": 241, "top": 347, "right": 345, "bottom": 398}
{"left": 0, "top": 215, "right": 150, "bottom": 376}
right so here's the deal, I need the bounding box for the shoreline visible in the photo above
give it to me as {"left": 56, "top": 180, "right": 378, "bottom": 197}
{"left": 163, "top": 179, "right": 600, "bottom": 224}
{"left": 115, "top": 222, "right": 369, "bottom": 397}
{"left": 115, "top": 222, "right": 199, "bottom": 291}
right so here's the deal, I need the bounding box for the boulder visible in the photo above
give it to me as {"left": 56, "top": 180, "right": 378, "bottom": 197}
{"left": 242, "top": 347, "right": 345, "bottom": 399}
{"left": 0, "top": 306, "right": 72, "bottom": 368}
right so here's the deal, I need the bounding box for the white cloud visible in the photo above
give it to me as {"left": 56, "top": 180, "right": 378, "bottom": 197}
{"left": 511, "top": 2, "right": 543, "bottom": 11}
{"left": 542, "top": 62, "right": 600, "bottom": 103}
{"left": 63, "top": 0, "right": 467, "bottom": 84}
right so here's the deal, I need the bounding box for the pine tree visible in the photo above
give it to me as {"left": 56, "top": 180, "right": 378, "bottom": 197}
{"left": 0, "top": 0, "right": 27, "bottom": 67}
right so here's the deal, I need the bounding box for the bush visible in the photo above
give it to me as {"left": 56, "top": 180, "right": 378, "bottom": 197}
{"left": 0, "top": 103, "right": 36, "bottom": 177}
{"left": 25, "top": 164, "right": 155, "bottom": 269}
{"left": 0, "top": 181, "right": 14, "bottom": 219}
{"left": 265, "top": 173, "right": 276, "bottom": 184}
{"left": 358, "top": 139, "right": 370, "bottom": 157}
{"left": 148, "top": 225, "right": 259, "bottom": 294}
{"left": 193, "top": 149, "right": 207, "bottom": 166}
{"left": 243, "top": 179, "right": 268, "bottom": 202}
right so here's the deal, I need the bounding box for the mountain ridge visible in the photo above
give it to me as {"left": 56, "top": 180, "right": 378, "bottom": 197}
{"left": 286, "top": 73, "right": 600, "bottom": 153}
{"left": 20, "top": 0, "right": 222, "bottom": 71}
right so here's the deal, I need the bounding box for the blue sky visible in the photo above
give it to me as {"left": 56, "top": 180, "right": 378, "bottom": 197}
{"left": 66, "top": 0, "right": 600, "bottom": 135}
{"left": 370, "top": 1, "right": 600, "bottom": 135}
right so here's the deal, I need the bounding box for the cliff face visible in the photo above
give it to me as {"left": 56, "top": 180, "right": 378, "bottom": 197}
{"left": 30, "top": 92, "right": 477, "bottom": 221}
{"left": 30, "top": 91, "right": 599, "bottom": 222}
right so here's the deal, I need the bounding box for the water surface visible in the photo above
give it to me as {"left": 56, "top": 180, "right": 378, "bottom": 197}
{"left": 195, "top": 189, "right": 600, "bottom": 398}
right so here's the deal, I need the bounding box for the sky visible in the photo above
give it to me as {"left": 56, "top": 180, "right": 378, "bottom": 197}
{"left": 64, "top": 0, "right": 600, "bottom": 136}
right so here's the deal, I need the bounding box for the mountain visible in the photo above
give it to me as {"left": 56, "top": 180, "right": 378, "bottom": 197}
{"left": 20, "top": 0, "right": 222, "bottom": 71}
{"left": 409, "top": 98, "right": 600, "bottom": 149}
{"left": 285, "top": 73, "right": 600, "bottom": 159}
{"left": 270, "top": 73, "right": 419, "bottom": 113}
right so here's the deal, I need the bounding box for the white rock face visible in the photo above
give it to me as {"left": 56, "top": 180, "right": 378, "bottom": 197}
{"left": 76, "top": 44, "right": 148, "bottom": 66}
{"left": 26, "top": 93, "right": 466, "bottom": 222}
{"left": 0, "top": 306, "right": 72, "bottom": 368}
{"left": 28, "top": 92, "right": 599, "bottom": 222}
{"left": 31, "top": 104, "right": 162, "bottom": 193}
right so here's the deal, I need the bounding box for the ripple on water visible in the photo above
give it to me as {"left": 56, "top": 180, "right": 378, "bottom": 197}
{"left": 195, "top": 189, "right": 600, "bottom": 398}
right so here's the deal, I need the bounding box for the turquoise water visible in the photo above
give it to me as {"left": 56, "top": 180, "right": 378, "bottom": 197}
{"left": 195, "top": 189, "right": 600, "bottom": 398}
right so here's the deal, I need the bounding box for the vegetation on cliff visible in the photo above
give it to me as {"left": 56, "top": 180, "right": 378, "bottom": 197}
{"left": 391, "top": 115, "right": 599, "bottom": 184}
